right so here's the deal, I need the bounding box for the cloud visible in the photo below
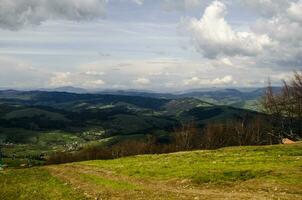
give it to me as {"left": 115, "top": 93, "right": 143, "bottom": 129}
{"left": 183, "top": 76, "right": 201, "bottom": 85}
{"left": 180, "top": 1, "right": 272, "bottom": 58}
{"left": 83, "top": 79, "right": 106, "bottom": 88}
{"left": 133, "top": 78, "right": 151, "bottom": 85}
{"left": 131, "top": 0, "right": 144, "bottom": 6}
{"left": 162, "top": 0, "right": 203, "bottom": 11}
{"left": 84, "top": 71, "right": 105, "bottom": 76}
{"left": 0, "top": 56, "right": 50, "bottom": 88}
{"left": 92, "top": 79, "right": 105, "bottom": 85}
{"left": 0, "top": 0, "right": 107, "bottom": 30}
{"left": 287, "top": 0, "right": 302, "bottom": 24}
{"left": 249, "top": 0, "right": 302, "bottom": 69}
{"left": 211, "top": 75, "right": 235, "bottom": 85}
{"left": 49, "top": 71, "right": 106, "bottom": 88}
{"left": 238, "top": 0, "right": 302, "bottom": 25}
{"left": 237, "top": 0, "right": 291, "bottom": 17}
{"left": 49, "top": 72, "right": 72, "bottom": 87}
{"left": 183, "top": 75, "right": 235, "bottom": 86}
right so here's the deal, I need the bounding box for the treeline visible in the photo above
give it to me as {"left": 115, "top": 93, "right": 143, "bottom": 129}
{"left": 47, "top": 116, "right": 275, "bottom": 164}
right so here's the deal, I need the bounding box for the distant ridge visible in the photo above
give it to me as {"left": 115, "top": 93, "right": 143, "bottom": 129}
{"left": 45, "top": 86, "right": 89, "bottom": 94}
{"left": 0, "top": 87, "right": 282, "bottom": 111}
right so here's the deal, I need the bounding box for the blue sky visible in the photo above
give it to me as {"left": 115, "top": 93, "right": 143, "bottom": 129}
{"left": 0, "top": 0, "right": 301, "bottom": 91}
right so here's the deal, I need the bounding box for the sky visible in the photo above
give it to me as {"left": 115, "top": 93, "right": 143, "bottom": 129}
{"left": 0, "top": 0, "right": 301, "bottom": 92}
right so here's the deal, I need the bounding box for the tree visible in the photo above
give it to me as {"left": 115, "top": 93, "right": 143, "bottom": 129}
{"left": 261, "top": 71, "right": 302, "bottom": 140}
{"left": 172, "top": 122, "right": 201, "bottom": 151}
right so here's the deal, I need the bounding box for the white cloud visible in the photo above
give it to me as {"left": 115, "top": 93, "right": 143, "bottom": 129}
{"left": 249, "top": 0, "right": 302, "bottom": 68}
{"left": 1, "top": 0, "right": 300, "bottom": 91}
{"left": 49, "top": 71, "right": 107, "bottom": 88}
{"left": 163, "top": 0, "right": 203, "bottom": 11}
{"left": 211, "top": 75, "right": 235, "bottom": 85}
{"left": 0, "top": 0, "right": 107, "bottom": 30}
{"left": 287, "top": 0, "right": 302, "bottom": 24}
{"left": 183, "top": 76, "right": 200, "bottom": 85}
{"left": 92, "top": 79, "right": 105, "bottom": 85}
{"left": 0, "top": 56, "right": 51, "bottom": 88}
{"left": 237, "top": 0, "right": 291, "bottom": 17}
{"left": 49, "top": 72, "right": 72, "bottom": 87}
{"left": 181, "top": 1, "right": 272, "bottom": 58}
{"left": 83, "top": 79, "right": 105, "bottom": 88}
{"left": 219, "top": 57, "right": 233, "bottom": 67}
{"left": 133, "top": 78, "right": 151, "bottom": 85}
{"left": 183, "top": 75, "right": 235, "bottom": 86}
{"left": 85, "top": 71, "right": 105, "bottom": 76}
{"left": 131, "top": 0, "right": 144, "bottom": 6}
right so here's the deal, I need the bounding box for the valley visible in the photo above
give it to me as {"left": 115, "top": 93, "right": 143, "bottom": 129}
{"left": 0, "top": 89, "right": 266, "bottom": 167}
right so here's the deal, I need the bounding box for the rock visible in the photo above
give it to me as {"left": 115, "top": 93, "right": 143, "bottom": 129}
{"left": 180, "top": 179, "right": 190, "bottom": 184}
{"left": 282, "top": 138, "right": 295, "bottom": 144}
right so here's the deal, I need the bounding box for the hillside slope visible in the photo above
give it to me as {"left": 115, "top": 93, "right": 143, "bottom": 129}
{"left": 1, "top": 143, "right": 302, "bottom": 200}
{"left": 0, "top": 90, "right": 265, "bottom": 159}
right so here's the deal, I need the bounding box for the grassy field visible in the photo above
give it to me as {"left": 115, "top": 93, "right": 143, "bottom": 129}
{"left": 0, "top": 168, "right": 87, "bottom": 200}
{"left": 1, "top": 131, "right": 86, "bottom": 167}
{"left": 1, "top": 143, "right": 302, "bottom": 199}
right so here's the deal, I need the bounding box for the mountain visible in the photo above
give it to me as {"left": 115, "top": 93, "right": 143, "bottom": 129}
{"left": 43, "top": 86, "right": 89, "bottom": 94}
{"left": 176, "top": 87, "right": 282, "bottom": 110}
{"left": 0, "top": 87, "right": 281, "bottom": 111}
{"left": 0, "top": 90, "right": 264, "bottom": 143}
{"left": 0, "top": 89, "right": 271, "bottom": 169}
{"left": 95, "top": 87, "right": 282, "bottom": 111}
{"left": 0, "top": 87, "right": 272, "bottom": 144}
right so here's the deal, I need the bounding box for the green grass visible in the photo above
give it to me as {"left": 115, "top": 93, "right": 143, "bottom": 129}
{"left": 2, "top": 131, "right": 87, "bottom": 167}
{"left": 79, "top": 173, "right": 139, "bottom": 190}
{"left": 1, "top": 143, "right": 302, "bottom": 199}
{"left": 82, "top": 143, "right": 302, "bottom": 185}
{"left": 0, "top": 168, "right": 87, "bottom": 200}
{"left": 37, "top": 131, "right": 84, "bottom": 146}
{"left": 84, "top": 134, "right": 149, "bottom": 147}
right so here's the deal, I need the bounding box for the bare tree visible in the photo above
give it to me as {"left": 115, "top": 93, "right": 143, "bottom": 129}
{"left": 261, "top": 71, "right": 302, "bottom": 140}
{"left": 172, "top": 122, "right": 200, "bottom": 151}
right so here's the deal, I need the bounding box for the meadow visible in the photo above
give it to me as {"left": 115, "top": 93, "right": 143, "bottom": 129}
{"left": 1, "top": 142, "right": 301, "bottom": 199}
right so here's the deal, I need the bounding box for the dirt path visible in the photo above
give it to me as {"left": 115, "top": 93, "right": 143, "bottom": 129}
{"left": 45, "top": 164, "right": 300, "bottom": 200}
